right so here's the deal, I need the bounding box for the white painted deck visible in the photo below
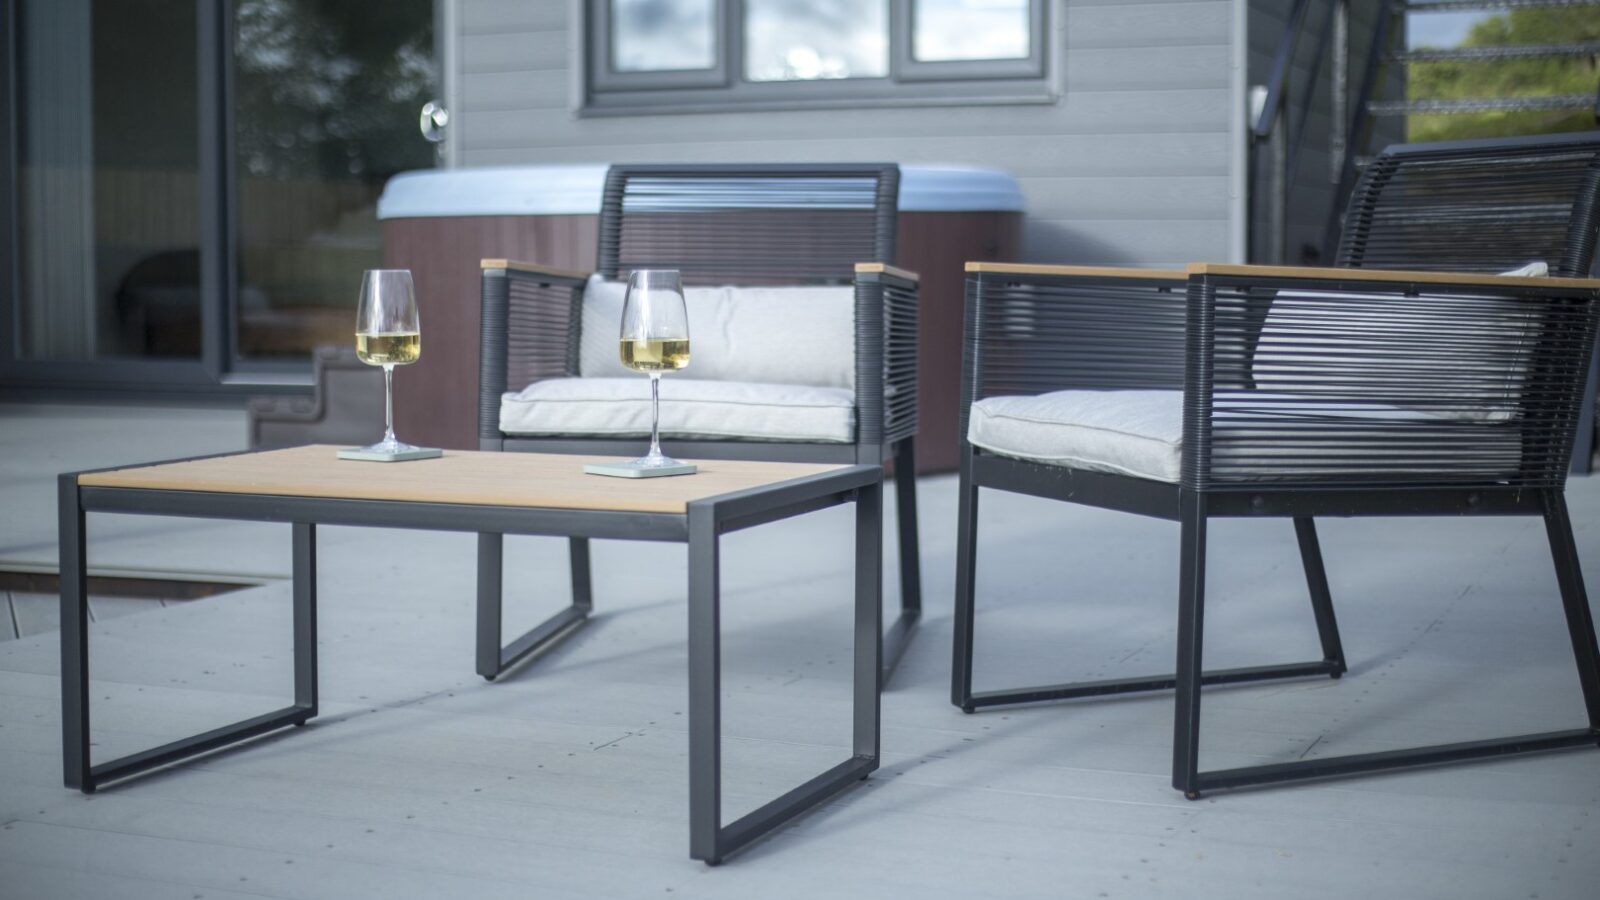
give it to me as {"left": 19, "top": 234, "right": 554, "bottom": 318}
{"left": 2, "top": 403, "right": 1598, "bottom": 899}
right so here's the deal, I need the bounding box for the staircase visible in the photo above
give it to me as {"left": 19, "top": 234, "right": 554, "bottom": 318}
{"left": 1372, "top": 0, "right": 1600, "bottom": 138}
{"left": 1249, "top": 0, "right": 1600, "bottom": 265}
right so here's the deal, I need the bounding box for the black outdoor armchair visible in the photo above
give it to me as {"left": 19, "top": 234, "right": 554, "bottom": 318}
{"left": 477, "top": 163, "right": 921, "bottom": 682}
{"left": 1335, "top": 131, "right": 1600, "bottom": 470}
{"left": 953, "top": 260, "right": 1600, "bottom": 797}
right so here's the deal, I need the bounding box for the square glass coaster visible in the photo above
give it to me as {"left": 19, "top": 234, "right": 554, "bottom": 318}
{"left": 584, "top": 461, "right": 698, "bottom": 478}
{"left": 336, "top": 447, "right": 444, "bottom": 462}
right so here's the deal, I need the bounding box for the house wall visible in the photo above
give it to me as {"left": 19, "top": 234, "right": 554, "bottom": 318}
{"left": 450, "top": 0, "right": 1240, "bottom": 268}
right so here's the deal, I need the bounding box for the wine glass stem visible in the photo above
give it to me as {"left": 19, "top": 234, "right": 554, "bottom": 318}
{"left": 383, "top": 364, "right": 396, "bottom": 445}
{"left": 647, "top": 373, "right": 663, "bottom": 461}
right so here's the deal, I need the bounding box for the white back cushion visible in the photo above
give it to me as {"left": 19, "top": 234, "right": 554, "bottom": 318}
{"left": 1252, "top": 262, "right": 1549, "bottom": 421}
{"left": 578, "top": 275, "right": 856, "bottom": 391}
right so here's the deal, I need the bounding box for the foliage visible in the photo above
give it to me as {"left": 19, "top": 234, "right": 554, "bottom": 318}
{"left": 1407, "top": 9, "right": 1599, "bottom": 142}
{"left": 234, "top": 0, "right": 436, "bottom": 183}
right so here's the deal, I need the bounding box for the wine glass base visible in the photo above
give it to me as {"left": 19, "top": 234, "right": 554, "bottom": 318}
{"left": 583, "top": 459, "right": 698, "bottom": 478}
{"left": 336, "top": 445, "right": 443, "bottom": 462}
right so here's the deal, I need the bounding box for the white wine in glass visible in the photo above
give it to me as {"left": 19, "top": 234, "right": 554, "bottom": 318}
{"left": 354, "top": 269, "right": 424, "bottom": 456}
{"left": 618, "top": 337, "right": 690, "bottom": 372}
{"left": 355, "top": 332, "right": 421, "bottom": 366}
{"left": 619, "top": 270, "right": 692, "bottom": 472}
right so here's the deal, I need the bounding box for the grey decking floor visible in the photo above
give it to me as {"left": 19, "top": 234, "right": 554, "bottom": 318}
{"left": 4, "top": 591, "right": 172, "bottom": 642}
{"left": 1, "top": 404, "right": 1598, "bottom": 899}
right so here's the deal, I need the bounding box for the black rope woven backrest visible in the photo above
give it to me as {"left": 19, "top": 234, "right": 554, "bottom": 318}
{"left": 1200, "top": 274, "right": 1600, "bottom": 490}
{"left": 597, "top": 164, "right": 899, "bottom": 286}
{"left": 1337, "top": 132, "right": 1600, "bottom": 276}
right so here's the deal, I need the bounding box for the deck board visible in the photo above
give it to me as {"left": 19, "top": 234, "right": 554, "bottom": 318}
{"left": 8, "top": 592, "right": 58, "bottom": 638}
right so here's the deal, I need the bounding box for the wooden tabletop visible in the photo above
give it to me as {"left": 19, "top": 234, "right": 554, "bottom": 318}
{"left": 77, "top": 446, "right": 851, "bottom": 515}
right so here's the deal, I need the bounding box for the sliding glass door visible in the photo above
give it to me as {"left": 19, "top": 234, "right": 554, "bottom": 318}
{"left": 10, "top": 0, "right": 205, "bottom": 378}
{"left": 1, "top": 0, "right": 437, "bottom": 393}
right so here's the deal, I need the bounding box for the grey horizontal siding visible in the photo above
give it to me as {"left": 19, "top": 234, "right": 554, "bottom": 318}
{"left": 461, "top": 31, "right": 568, "bottom": 73}
{"left": 460, "top": 0, "right": 564, "bottom": 33}
{"left": 452, "top": 0, "right": 1240, "bottom": 266}
{"left": 1065, "top": 2, "right": 1232, "bottom": 48}
{"left": 462, "top": 88, "right": 1234, "bottom": 148}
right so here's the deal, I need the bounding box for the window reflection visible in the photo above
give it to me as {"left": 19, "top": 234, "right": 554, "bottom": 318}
{"left": 16, "top": 0, "right": 202, "bottom": 361}
{"left": 914, "top": 0, "right": 1030, "bottom": 62}
{"left": 745, "top": 0, "right": 888, "bottom": 82}
{"left": 612, "top": 0, "right": 716, "bottom": 72}
{"left": 233, "top": 0, "right": 435, "bottom": 361}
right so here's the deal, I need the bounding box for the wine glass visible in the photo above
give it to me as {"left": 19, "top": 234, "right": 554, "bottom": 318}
{"left": 619, "top": 269, "right": 691, "bottom": 470}
{"left": 354, "top": 269, "right": 422, "bottom": 455}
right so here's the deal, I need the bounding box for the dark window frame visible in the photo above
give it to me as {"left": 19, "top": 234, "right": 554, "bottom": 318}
{"left": 582, "top": 0, "right": 1052, "bottom": 115}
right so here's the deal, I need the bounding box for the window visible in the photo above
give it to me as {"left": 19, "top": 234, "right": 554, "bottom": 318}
{"left": 586, "top": 0, "right": 1048, "bottom": 113}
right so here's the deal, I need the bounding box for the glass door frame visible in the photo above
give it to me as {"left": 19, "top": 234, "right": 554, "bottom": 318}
{"left": 0, "top": 0, "right": 311, "bottom": 397}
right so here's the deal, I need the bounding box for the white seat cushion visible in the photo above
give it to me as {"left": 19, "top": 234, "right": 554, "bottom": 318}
{"left": 579, "top": 275, "right": 856, "bottom": 390}
{"left": 501, "top": 377, "right": 855, "bottom": 443}
{"left": 969, "top": 390, "right": 1184, "bottom": 482}
{"left": 968, "top": 389, "right": 1512, "bottom": 483}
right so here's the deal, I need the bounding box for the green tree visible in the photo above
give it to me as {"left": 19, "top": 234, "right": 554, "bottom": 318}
{"left": 1407, "top": 9, "right": 1600, "bottom": 142}
{"left": 234, "top": 0, "right": 436, "bottom": 182}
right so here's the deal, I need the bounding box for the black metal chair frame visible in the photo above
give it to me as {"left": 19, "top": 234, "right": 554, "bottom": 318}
{"left": 953, "top": 262, "right": 1600, "bottom": 797}
{"left": 479, "top": 164, "right": 921, "bottom": 682}
{"left": 1335, "top": 131, "right": 1600, "bottom": 472}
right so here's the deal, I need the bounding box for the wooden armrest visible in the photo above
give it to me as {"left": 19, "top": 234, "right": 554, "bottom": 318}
{"left": 480, "top": 259, "right": 593, "bottom": 281}
{"left": 965, "top": 262, "right": 1185, "bottom": 281}
{"left": 855, "top": 262, "right": 920, "bottom": 284}
{"left": 1189, "top": 262, "right": 1600, "bottom": 291}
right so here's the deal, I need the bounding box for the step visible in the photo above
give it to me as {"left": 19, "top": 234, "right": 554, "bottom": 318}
{"left": 1367, "top": 94, "right": 1597, "bottom": 114}
{"left": 1404, "top": 0, "right": 1600, "bottom": 12}
{"left": 1393, "top": 43, "right": 1600, "bottom": 62}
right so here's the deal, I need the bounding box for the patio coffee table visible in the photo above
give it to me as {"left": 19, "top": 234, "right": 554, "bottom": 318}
{"left": 59, "top": 445, "right": 882, "bottom": 864}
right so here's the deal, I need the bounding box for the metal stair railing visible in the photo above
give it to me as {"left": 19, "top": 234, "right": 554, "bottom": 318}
{"left": 1370, "top": 95, "right": 1600, "bottom": 114}
{"left": 1393, "top": 42, "right": 1600, "bottom": 61}
{"left": 1321, "top": 0, "right": 1600, "bottom": 257}
{"left": 1406, "top": 0, "right": 1600, "bottom": 11}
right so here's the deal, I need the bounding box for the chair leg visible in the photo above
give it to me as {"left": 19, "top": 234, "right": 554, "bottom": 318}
{"left": 951, "top": 450, "right": 980, "bottom": 711}
{"left": 1569, "top": 337, "right": 1597, "bottom": 475}
{"left": 1543, "top": 491, "right": 1600, "bottom": 731}
{"left": 1172, "top": 492, "right": 1208, "bottom": 799}
{"left": 883, "top": 440, "right": 922, "bottom": 683}
{"left": 893, "top": 439, "right": 923, "bottom": 618}
{"left": 570, "top": 537, "right": 594, "bottom": 612}
{"left": 1293, "top": 517, "right": 1348, "bottom": 677}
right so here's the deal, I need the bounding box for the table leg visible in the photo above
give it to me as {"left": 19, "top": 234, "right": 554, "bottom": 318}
{"left": 60, "top": 507, "right": 319, "bottom": 792}
{"left": 476, "top": 532, "right": 592, "bottom": 681}
{"left": 294, "top": 522, "right": 318, "bottom": 717}
{"left": 60, "top": 475, "right": 90, "bottom": 791}
{"left": 687, "top": 479, "right": 882, "bottom": 865}
{"left": 687, "top": 506, "right": 722, "bottom": 862}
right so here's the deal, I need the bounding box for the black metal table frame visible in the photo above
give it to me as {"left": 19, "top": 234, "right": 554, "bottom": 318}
{"left": 59, "top": 452, "right": 883, "bottom": 865}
